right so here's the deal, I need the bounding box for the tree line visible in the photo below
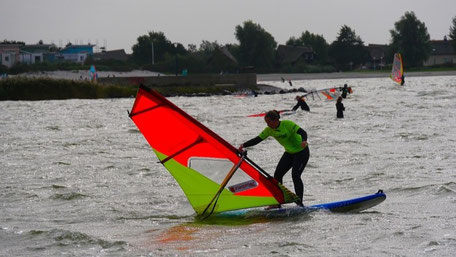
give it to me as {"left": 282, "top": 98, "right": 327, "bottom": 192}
{"left": 129, "top": 11, "right": 455, "bottom": 73}
{"left": 3, "top": 11, "right": 456, "bottom": 75}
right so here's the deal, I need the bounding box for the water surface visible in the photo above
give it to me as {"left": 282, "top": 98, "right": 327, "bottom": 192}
{"left": 1, "top": 75, "right": 455, "bottom": 256}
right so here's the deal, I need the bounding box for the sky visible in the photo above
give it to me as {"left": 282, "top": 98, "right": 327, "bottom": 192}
{"left": 1, "top": 0, "right": 455, "bottom": 53}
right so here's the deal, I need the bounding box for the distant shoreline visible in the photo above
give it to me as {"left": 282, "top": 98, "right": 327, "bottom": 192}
{"left": 10, "top": 69, "right": 456, "bottom": 82}
{"left": 3, "top": 70, "right": 455, "bottom": 100}
{"left": 257, "top": 70, "right": 456, "bottom": 81}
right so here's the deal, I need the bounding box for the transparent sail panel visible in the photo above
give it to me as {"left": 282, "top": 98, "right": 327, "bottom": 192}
{"left": 188, "top": 157, "right": 258, "bottom": 193}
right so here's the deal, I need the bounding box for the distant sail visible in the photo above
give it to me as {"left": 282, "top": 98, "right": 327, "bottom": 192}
{"left": 302, "top": 87, "right": 349, "bottom": 101}
{"left": 89, "top": 65, "right": 97, "bottom": 82}
{"left": 391, "top": 53, "right": 404, "bottom": 85}
{"left": 129, "top": 86, "right": 299, "bottom": 216}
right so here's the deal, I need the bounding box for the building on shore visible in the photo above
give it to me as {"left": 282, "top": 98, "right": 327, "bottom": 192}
{"left": 55, "top": 44, "right": 94, "bottom": 64}
{"left": 1, "top": 42, "right": 99, "bottom": 67}
{"left": 366, "top": 44, "right": 388, "bottom": 70}
{"left": 424, "top": 38, "right": 456, "bottom": 66}
{"left": 93, "top": 49, "right": 129, "bottom": 62}
{"left": 19, "top": 43, "right": 58, "bottom": 64}
{"left": 276, "top": 44, "right": 314, "bottom": 66}
{"left": 0, "top": 44, "right": 22, "bottom": 68}
{"left": 207, "top": 47, "right": 239, "bottom": 73}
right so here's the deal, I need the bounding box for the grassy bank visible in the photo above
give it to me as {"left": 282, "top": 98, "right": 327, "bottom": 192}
{"left": 0, "top": 77, "right": 138, "bottom": 101}
{"left": 0, "top": 77, "right": 257, "bottom": 101}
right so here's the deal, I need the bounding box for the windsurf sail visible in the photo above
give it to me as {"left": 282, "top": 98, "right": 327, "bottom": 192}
{"left": 302, "top": 87, "right": 351, "bottom": 101}
{"left": 89, "top": 65, "right": 97, "bottom": 82}
{"left": 391, "top": 53, "right": 404, "bottom": 85}
{"left": 129, "top": 86, "right": 299, "bottom": 216}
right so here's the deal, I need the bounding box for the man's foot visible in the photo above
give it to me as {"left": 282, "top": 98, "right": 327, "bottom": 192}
{"left": 296, "top": 201, "right": 304, "bottom": 207}
{"left": 264, "top": 204, "right": 281, "bottom": 210}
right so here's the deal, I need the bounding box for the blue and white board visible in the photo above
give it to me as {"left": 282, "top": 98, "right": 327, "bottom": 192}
{"left": 216, "top": 190, "right": 386, "bottom": 218}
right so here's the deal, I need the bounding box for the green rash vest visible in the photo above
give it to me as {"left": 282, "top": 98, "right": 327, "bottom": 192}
{"left": 258, "top": 120, "right": 305, "bottom": 154}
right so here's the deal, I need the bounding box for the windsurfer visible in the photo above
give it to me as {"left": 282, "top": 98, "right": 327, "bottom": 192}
{"left": 341, "top": 84, "right": 351, "bottom": 98}
{"left": 336, "top": 96, "right": 345, "bottom": 118}
{"left": 392, "top": 53, "right": 404, "bottom": 86}
{"left": 238, "top": 110, "right": 309, "bottom": 208}
{"left": 291, "top": 95, "right": 310, "bottom": 112}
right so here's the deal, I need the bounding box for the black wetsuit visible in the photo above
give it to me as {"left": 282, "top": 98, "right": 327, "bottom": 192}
{"left": 242, "top": 128, "right": 309, "bottom": 205}
{"left": 336, "top": 102, "right": 345, "bottom": 118}
{"left": 292, "top": 99, "right": 310, "bottom": 112}
{"left": 274, "top": 146, "right": 309, "bottom": 204}
{"left": 341, "top": 86, "right": 349, "bottom": 98}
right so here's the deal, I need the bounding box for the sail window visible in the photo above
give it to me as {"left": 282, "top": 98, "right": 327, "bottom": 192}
{"left": 188, "top": 157, "right": 258, "bottom": 192}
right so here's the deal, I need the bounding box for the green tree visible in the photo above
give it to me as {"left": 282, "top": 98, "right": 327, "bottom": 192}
{"left": 131, "top": 31, "right": 186, "bottom": 65}
{"left": 286, "top": 31, "right": 329, "bottom": 64}
{"left": 390, "top": 11, "right": 431, "bottom": 68}
{"left": 1, "top": 40, "right": 25, "bottom": 45}
{"left": 198, "top": 40, "right": 221, "bottom": 56}
{"left": 235, "top": 20, "right": 277, "bottom": 71}
{"left": 328, "top": 25, "right": 369, "bottom": 70}
{"left": 187, "top": 44, "right": 197, "bottom": 53}
{"left": 449, "top": 16, "right": 456, "bottom": 52}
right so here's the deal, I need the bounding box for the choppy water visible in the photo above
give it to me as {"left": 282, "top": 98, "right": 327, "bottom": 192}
{"left": 1, "top": 75, "right": 456, "bottom": 256}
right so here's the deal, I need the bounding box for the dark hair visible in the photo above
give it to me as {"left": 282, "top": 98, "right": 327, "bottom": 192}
{"left": 265, "top": 110, "right": 280, "bottom": 120}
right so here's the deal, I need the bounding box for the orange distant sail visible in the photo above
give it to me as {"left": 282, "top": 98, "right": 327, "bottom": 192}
{"left": 302, "top": 87, "right": 346, "bottom": 101}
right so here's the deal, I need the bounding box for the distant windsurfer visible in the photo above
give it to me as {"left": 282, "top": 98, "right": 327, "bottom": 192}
{"left": 291, "top": 95, "right": 310, "bottom": 112}
{"left": 239, "top": 110, "right": 309, "bottom": 208}
{"left": 341, "top": 84, "right": 351, "bottom": 98}
{"left": 336, "top": 96, "right": 345, "bottom": 118}
{"left": 400, "top": 74, "right": 405, "bottom": 86}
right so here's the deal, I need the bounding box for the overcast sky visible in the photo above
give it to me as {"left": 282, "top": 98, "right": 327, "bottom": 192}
{"left": 1, "top": 0, "right": 455, "bottom": 53}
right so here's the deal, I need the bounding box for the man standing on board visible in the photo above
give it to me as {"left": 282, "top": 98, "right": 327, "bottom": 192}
{"left": 239, "top": 110, "right": 309, "bottom": 208}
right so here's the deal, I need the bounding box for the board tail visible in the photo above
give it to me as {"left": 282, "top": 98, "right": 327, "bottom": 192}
{"left": 310, "top": 190, "right": 386, "bottom": 212}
